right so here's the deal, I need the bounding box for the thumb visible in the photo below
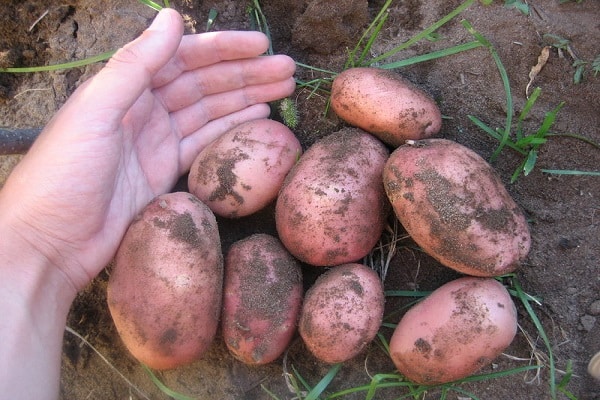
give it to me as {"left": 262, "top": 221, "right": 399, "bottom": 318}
{"left": 71, "top": 8, "right": 184, "bottom": 118}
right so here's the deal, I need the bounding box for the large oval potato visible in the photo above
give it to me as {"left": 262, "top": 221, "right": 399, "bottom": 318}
{"left": 276, "top": 128, "right": 390, "bottom": 266}
{"left": 107, "top": 192, "right": 223, "bottom": 370}
{"left": 222, "top": 233, "right": 303, "bottom": 365}
{"left": 299, "top": 263, "right": 385, "bottom": 363}
{"left": 330, "top": 67, "right": 442, "bottom": 147}
{"left": 389, "top": 277, "right": 517, "bottom": 385}
{"left": 383, "top": 138, "right": 531, "bottom": 277}
{"left": 188, "top": 118, "right": 302, "bottom": 218}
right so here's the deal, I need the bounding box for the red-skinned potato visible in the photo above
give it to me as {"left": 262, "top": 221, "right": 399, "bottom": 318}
{"left": 188, "top": 118, "right": 301, "bottom": 218}
{"left": 107, "top": 192, "right": 223, "bottom": 370}
{"left": 330, "top": 67, "right": 442, "bottom": 147}
{"left": 276, "top": 128, "right": 390, "bottom": 266}
{"left": 383, "top": 138, "right": 531, "bottom": 277}
{"left": 299, "top": 263, "right": 385, "bottom": 363}
{"left": 222, "top": 233, "right": 303, "bottom": 365}
{"left": 390, "top": 277, "right": 517, "bottom": 385}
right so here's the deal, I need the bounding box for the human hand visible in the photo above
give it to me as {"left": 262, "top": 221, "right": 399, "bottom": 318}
{"left": 0, "top": 8, "right": 296, "bottom": 292}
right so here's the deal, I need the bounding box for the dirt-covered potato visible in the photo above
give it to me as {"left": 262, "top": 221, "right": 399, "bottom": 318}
{"left": 330, "top": 67, "right": 442, "bottom": 147}
{"left": 389, "top": 277, "right": 517, "bottom": 385}
{"left": 222, "top": 233, "right": 303, "bottom": 365}
{"left": 299, "top": 263, "right": 385, "bottom": 363}
{"left": 276, "top": 128, "right": 390, "bottom": 266}
{"left": 107, "top": 192, "right": 223, "bottom": 370}
{"left": 188, "top": 118, "right": 301, "bottom": 218}
{"left": 383, "top": 138, "right": 531, "bottom": 277}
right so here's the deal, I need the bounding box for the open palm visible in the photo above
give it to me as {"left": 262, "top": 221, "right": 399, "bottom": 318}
{"left": 0, "top": 9, "right": 296, "bottom": 290}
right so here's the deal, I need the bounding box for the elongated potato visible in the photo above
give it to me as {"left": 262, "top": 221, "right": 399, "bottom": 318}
{"left": 107, "top": 192, "right": 223, "bottom": 370}
{"left": 276, "top": 128, "right": 390, "bottom": 266}
{"left": 188, "top": 118, "right": 301, "bottom": 218}
{"left": 222, "top": 233, "right": 303, "bottom": 365}
{"left": 383, "top": 139, "right": 531, "bottom": 277}
{"left": 299, "top": 263, "right": 385, "bottom": 363}
{"left": 390, "top": 277, "right": 518, "bottom": 384}
{"left": 330, "top": 67, "right": 442, "bottom": 147}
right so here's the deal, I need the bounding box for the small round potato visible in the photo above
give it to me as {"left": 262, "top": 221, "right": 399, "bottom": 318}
{"left": 330, "top": 67, "right": 442, "bottom": 147}
{"left": 299, "top": 263, "right": 385, "bottom": 363}
{"left": 222, "top": 233, "right": 303, "bottom": 365}
{"left": 276, "top": 128, "right": 390, "bottom": 266}
{"left": 188, "top": 118, "right": 302, "bottom": 218}
{"left": 383, "top": 138, "right": 531, "bottom": 277}
{"left": 107, "top": 192, "right": 223, "bottom": 370}
{"left": 389, "top": 277, "right": 518, "bottom": 385}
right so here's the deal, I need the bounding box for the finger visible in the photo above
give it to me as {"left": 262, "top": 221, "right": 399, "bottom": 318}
{"left": 171, "top": 77, "right": 296, "bottom": 138}
{"left": 178, "top": 104, "right": 272, "bottom": 172}
{"left": 57, "top": 9, "right": 184, "bottom": 131}
{"left": 152, "top": 31, "right": 270, "bottom": 87}
{"left": 155, "top": 54, "right": 296, "bottom": 112}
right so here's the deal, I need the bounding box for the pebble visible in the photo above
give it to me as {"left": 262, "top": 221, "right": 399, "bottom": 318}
{"left": 580, "top": 315, "right": 596, "bottom": 332}
{"left": 588, "top": 299, "right": 600, "bottom": 316}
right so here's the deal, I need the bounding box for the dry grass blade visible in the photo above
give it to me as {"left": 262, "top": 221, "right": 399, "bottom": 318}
{"left": 526, "top": 46, "right": 550, "bottom": 97}
{"left": 64, "top": 326, "right": 150, "bottom": 400}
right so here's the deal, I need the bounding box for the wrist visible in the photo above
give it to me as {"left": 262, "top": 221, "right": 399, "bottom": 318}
{"left": 0, "top": 206, "right": 78, "bottom": 307}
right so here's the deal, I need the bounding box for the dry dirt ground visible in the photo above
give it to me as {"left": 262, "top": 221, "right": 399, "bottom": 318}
{"left": 1, "top": 0, "right": 599, "bottom": 399}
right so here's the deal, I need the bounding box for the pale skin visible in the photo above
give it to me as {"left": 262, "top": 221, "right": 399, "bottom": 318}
{"left": 0, "top": 9, "right": 296, "bottom": 399}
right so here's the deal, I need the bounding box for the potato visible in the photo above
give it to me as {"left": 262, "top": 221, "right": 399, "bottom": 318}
{"left": 222, "top": 233, "right": 303, "bottom": 365}
{"left": 389, "top": 277, "right": 517, "bottom": 385}
{"left": 107, "top": 192, "right": 223, "bottom": 370}
{"left": 383, "top": 138, "right": 531, "bottom": 277}
{"left": 299, "top": 263, "right": 385, "bottom": 363}
{"left": 276, "top": 128, "right": 390, "bottom": 266}
{"left": 188, "top": 118, "right": 301, "bottom": 218}
{"left": 330, "top": 67, "right": 442, "bottom": 147}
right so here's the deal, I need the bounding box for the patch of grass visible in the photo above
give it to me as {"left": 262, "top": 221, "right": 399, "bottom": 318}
{"left": 296, "top": 0, "right": 488, "bottom": 97}
{"left": 464, "top": 21, "right": 600, "bottom": 182}
{"left": 142, "top": 365, "right": 196, "bottom": 400}
{"left": 543, "top": 33, "right": 599, "bottom": 84}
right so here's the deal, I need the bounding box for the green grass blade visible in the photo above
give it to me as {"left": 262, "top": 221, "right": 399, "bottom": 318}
{"left": 516, "top": 86, "right": 542, "bottom": 140}
{"left": 292, "top": 364, "right": 313, "bottom": 392}
{"left": 512, "top": 277, "right": 557, "bottom": 398}
{"left": 346, "top": 0, "right": 393, "bottom": 68}
{"left": 533, "top": 102, "right": 565, "bottom": 139}
{"left": 468, "top": 115, "right": 527, "bottom": 155}
{"left": 541, "top": 169, "right": 600, "bottom": 176}
{"left": 142, "top": 365, "right": 196, "bottom": 400}
{"left": 546, "top": 132, "right": 600, "bottom": 149}
{"left": 354, "top": 0, "right": 393, "bottom": 67}
{"left": 462, "top": 19, "right": 513, "bottom": 161}
{"left": 369, "top": 0, "right": 477, "bottom": 65}
{"left": 0, "top": 50, "right": 115, "bottom": 73}
{"left": 378, "top": 41, "right": 482, "bottom": 69}
{"left": 206, "top": 8, "right": 218, "bottom": 31}
{"left": 522, "top": 149, "right": 538, "bottom": 176}
{"left": 305, "top": 363, "right": 342, "bottom": 400}
{"left": 137, "top": 0, "right": 164, "bottom": 11}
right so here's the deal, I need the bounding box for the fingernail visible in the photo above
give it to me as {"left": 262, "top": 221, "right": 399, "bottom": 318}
{"left": 149, "top": 9, "right": 172, "bottom": 32}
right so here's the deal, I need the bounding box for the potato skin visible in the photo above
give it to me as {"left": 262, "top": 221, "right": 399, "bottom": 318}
{"left": 276, "top": 128, "right": 390, "bottom": 266}
{"left": 188, "top": 118, "right": 301, "bottom": 218}
{"left": 389, "top": 277, "right": 517, "bottom": 385}
{"left": 107, "top": 192, "right": 223, "bottom": 370}
{"left": 299, "top": 263, "right": 385, "bottom": 363}
{"left": 330, "top": 67, "right": 442, "bottom": 147}
{"left": 222, "top": 234, "right": 303, "bottom": 365}
{"left": 383, "top": 139, "right": 531, "bottom": 277}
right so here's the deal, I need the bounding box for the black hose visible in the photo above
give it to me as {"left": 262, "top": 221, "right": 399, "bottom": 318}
{"left": 0, "top": 127, "right": 42, "bottom": 155}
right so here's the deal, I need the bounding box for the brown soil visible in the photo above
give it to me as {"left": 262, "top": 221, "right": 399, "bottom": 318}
{"left": 1, "top": 0, "right": 599, "bottom": 399}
